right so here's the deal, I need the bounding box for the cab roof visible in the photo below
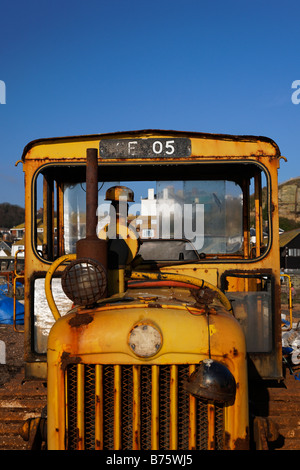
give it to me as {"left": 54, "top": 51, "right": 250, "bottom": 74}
{"left": 21, "top": 129, "right": 281, "bottom": 162}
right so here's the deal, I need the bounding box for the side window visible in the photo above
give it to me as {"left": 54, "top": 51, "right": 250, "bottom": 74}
{"left": 34, "top": 170, "right": 58, "bottom": 261}
{"left": 249, "top": 169, "right": 270, "bottom": 259}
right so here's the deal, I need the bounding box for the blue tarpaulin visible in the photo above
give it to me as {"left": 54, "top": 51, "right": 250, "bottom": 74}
{"left": 0, "top": 293, "right": 24, "bottom": 325}
{"left": 0, "top": 281, "right": 23, "bottom": 296}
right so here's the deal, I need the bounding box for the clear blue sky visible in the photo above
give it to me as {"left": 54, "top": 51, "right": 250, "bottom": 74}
{"left": 1, "top": 0, "right": 300, "bottom": 207}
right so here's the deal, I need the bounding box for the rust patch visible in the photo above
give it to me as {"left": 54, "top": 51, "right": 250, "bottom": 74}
{"left": 134, "top": 430, "right": 139, "bottom": 446}
{"left": 76, "top": 428, "right": 82, "bottom": 445}
{"left": 224, "top": 431, "right": 231, "bottom": 449}
{"left": 190, "top": 287, "right": 216, "bottom": 312}
{"left": 68, "top": 313, "right": 94, "bottom": 328}
{"left": 233, "top": 427, "right": 249, "bottom": 450}
{"left": 60, "top": 351, "right": 82, "bottom": 369}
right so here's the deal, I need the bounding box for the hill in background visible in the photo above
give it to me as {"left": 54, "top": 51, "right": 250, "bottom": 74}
{"left": 278, "top": 177, "right": 300, "bottom": 231}
{"left": 0, "top": 202, "right": 25, "bottom": 229}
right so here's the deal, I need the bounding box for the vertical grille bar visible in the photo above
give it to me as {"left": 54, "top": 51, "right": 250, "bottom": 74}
{"left": 114, "top": 365, "right": 122, "bottom": 450}
{"left": 77, "top": 364, "right": 85, "bottom": 450}
{"left": 132, "top": 365, "right": 141, "bottom": 449}
{"left": 170, "top": 365, "right": 178, "bottom": 450}
{"left": 64, "top": 369, "right": 69, "bottom": 449}
{"left": 188, "top": 365, "right": 197, "bottom": 449}
{"left": 95, "top": 365, "right": 103, "bottom": 449}
{"left": 151, "top": 365, "right": 160, "bottom": 450}
{"left": 207, "top": 403, "right": 215, "bottom": 450}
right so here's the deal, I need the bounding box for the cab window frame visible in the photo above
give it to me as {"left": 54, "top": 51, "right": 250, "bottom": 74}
{"left": 32, "top": 160, "right": 272, "bottom": 265}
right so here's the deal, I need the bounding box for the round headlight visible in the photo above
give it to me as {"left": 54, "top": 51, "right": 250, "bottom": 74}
{"left": 62, "top": 257, "right": 107, "bottom": 306}
{"left": 183, "top": 359, "right": 236, "bottom": 404}
{"left": 128, "top": 322, "right": 162, "bottom": 358}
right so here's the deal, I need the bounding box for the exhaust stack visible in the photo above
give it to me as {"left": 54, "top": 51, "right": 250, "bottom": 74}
{"left": 76, "top": 148, "right": 107, "bottom": 269}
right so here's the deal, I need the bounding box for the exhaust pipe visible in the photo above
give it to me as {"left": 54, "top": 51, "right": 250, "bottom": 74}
{"left": 61, "top": 148, "right": 108, "bottom": 306}
{"left": 76, "top": 148, "right": 107, "bottom": 269}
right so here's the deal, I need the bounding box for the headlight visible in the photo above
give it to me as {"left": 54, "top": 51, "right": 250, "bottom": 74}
{"left": 128, "top": 321, "right": 162, "bottom": 357}
{"left": 62, "top": 257, "right": 107, "bottom": 307}
{"left": 183, "top": 359, "right": 236, "bottom": 404}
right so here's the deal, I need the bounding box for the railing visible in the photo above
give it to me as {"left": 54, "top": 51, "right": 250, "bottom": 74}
{"left": 13, "top": 249, "right": 24, "bottom": 333}
{"left": 281, "top": 273, "right": 293, "bottom": 330}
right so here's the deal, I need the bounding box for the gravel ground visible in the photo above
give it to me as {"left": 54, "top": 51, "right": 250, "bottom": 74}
{"left": 0, "top": 324, "right": 25, "bottom": 387}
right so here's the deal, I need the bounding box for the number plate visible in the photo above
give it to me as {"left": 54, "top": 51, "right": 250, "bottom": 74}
{"left": 99, "top": 137, "right": 191, "bottom": 159}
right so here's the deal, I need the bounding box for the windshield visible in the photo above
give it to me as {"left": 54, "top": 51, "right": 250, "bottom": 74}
{"left": 35, "top": 161, "right": 270, "bottom": 263}
{"left": 63, "top": 179, "right": 243, "bottom": 259}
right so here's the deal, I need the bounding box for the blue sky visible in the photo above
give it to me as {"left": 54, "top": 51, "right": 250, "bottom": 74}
{"left": 1, "top": 0, "right": 300, "bottom": 207}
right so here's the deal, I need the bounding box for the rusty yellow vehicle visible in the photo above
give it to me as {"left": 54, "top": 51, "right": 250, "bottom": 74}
{"left": 19, "top": 130, "right": 286, "bottom": 450}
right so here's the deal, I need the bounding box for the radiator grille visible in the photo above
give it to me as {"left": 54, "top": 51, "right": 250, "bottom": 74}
{"left": 65, "top": 364, "right": 224, "bottom": 450}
